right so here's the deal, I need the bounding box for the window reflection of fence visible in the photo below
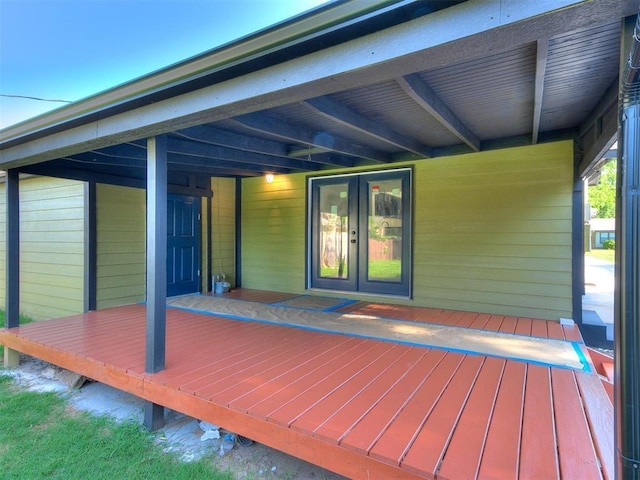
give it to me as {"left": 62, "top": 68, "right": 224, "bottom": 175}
{"left": 368, "top": 238, "right": 401, "bottom": 261}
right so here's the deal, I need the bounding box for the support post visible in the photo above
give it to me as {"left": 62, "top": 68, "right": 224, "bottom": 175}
{"left": 84, "top": 181, "right": 97, "bottom": 312}
{"left": 615, "top": 12, "right": 640, "bottom": 478}
{"left": 4, "top": 169, "right": 20, "bottom": 367}
{"left": 143, "top": 401, "right": 165, "bottom": 431}
{"left": 206, "top": 195, "right": 213, "bottom": 292}
{"left": 572, "top": 153, "right": 585, "bottom": 325}
{"left": 5, "top": 169, "right": 19, "bottom": 329}
{"left": 616, "top": 102, "right": 640, "bottom": 479}
{"left": 235, "top": 177, "right": 242, "bottom": 287}
{"left": 144, "top": 135, "right": 167, "bottom": 430}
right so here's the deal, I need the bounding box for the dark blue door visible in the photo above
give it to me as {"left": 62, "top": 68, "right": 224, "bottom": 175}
{"left": 167, "top": 195, "right": 200, "bottom": 297}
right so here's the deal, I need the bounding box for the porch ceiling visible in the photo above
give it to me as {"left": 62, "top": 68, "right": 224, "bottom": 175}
{"left": 1, "top": 0, "right": 637, "bottom": 184}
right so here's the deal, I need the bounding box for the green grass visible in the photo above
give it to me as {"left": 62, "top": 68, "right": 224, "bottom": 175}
{"left": 367, "top": 260, "right": 401, "bottom": 281}
{"left": 320, "top": 259, "right": 401, "bottom": 281}
{"left": 0, "top": 374, "right": 231, "bottom": 480}
{"left": 586, "top": 249, "right": 615, "bottom": 263}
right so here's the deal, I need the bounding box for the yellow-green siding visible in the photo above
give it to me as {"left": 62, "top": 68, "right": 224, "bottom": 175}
{"left": 242, "top": 174, "right": 307, "bottom": 293}
{"left": 241, "top": 141, "right": 574, "bottom": 320}
{"left": 0, "top": 176, "right": 85, "bottom": 319}
{"left": 96, "top": 184, "right": 146, "bottom": 309}
{"left": 413, "top": 142, "right": 573, "bottom": 319}
{"left": 211, "top": 178, "right": 236, "bottom": 287}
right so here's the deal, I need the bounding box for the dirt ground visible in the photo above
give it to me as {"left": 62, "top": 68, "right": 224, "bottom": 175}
{"left": 2, "top": 355, "right": 346, "bottom": 480}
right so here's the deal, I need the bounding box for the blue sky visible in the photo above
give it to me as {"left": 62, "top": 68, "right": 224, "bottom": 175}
{"left": 0, "top": 0, "right": 329, "bottom": 129}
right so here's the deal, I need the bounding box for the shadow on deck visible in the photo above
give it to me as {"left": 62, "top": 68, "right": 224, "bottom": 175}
{"left": 0, "top": 290, "right": 613, "bottom": 479}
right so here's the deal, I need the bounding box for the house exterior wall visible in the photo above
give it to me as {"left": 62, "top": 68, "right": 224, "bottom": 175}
{"left": 242, "top": 173, "right": 307, "bottom": 293}
{"left": 241, "top": 141, "right": 574, "bottom": 320}
{"left": 95, "top": 184, "right": 146, "bottom": 309}
{"left": 211, "top": 177, "right": 236, "bottom": 287}
{"left": 0, "top": 176, "right": 85, "bottom": 320}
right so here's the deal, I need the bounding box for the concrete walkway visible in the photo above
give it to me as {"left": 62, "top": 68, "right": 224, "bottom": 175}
{"left": 583, "top": 254, "right": 614, "bottom": 341}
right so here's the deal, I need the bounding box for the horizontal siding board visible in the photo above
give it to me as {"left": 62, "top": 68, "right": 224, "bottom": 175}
{"left": 96, "top": 184, "right": 146, "bottom": 309}
{"left": 0, "top": 176, "right": 85, "bottom": 320}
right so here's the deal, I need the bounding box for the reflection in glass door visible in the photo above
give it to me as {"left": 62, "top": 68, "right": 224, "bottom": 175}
{"left": 310, "top": 178, "right": 357, "bottom": 291}
{"left": 310, "top": 169, "right": 411, "bottom": 296}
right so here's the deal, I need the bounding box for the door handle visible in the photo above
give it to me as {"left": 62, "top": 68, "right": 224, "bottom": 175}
{"left": 350, "top": 239, "right": 356, "bottom": 243}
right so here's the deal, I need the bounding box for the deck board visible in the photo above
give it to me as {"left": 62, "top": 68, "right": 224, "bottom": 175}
{"left": 401, "top": 355, "right": 484, "bottom": 476}
{"left": 519, "top": 365, "right": 560, "bottom": 479}
{"left": 0, "top": 298, "right": 613, "bottom": 480}
{"left": 435, "top": 357, "right": 504, "bottom": 480}
{"left": 477, "top": 361, "right": 526, "bottom": 479}
{"left": 368, "top": 352, "right": 466, "bottom": 465}
{"left": 311, "top": 347, "right": 427, "bottom": 444}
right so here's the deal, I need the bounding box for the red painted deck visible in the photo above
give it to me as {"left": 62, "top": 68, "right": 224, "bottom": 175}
{"left": 0, "top": 295, "right": 613, "bottom": 479}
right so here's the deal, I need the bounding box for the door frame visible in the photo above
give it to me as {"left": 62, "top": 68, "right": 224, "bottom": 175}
{"left": 307, "top": 167, "right": 412, "bottom": 297}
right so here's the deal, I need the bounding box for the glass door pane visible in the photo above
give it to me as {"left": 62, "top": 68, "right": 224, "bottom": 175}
{"left": 357, "top": 169, "right": 411, "bottom": 296}
{"left": 366, "top": 178, "right": 403, "bottom": 282}
{"left": 310, "top": 177, "right": 357, "bottom": 291}
{"left": 318, "top": 183, "right": 350, "bottom": 279}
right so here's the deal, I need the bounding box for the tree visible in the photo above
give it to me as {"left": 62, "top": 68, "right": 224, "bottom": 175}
{"left": 589, "top": 159, "right": 616, "bottom": 218}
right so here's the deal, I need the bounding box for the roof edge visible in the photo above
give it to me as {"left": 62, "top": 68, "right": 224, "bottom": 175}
{"left": 0, "top": 0, "right": 411, "bottom": 147}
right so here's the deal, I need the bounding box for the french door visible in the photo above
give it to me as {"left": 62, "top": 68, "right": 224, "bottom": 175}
{"left": 309, "top": 169, "right": 411, "bottom": 296}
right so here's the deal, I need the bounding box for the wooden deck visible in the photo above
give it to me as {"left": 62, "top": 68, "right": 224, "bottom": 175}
{"left": 0, "top": 292, "right": 614, "bottom": 479}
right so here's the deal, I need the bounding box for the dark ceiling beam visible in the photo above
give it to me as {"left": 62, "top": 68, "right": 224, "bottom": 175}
{"left": 19, "top": 161, "right": 146, "bottom": 188}
{"left": 167, "top": 137, "right": 316, "bottom": 171}
{"left": 168, "top": 164, "right": 263, "bottom": 178}
{"left": 20, "top": 160, "right": 223, "bottom": 192}
{"left": 396, "top": 74, "right": 480, "bottom": 152}
{"left": 431, "top": 128, "right": 578, "bottom": 158}
{"left": 174, "top": 125, "right": 289, "bottom": 157}
{"left": 232, "top": 113, "right": 389, "bottom": 163}
{"left": 90, "top": 143, "right": 146, "bottom": 159}
{"left": 66, "top": 152, "right": 145, "bottom": 168}
{"left": 532, "top": 39, "right": 549, "bottom": 145}
{"left": 66, "top": 149, "right": 292, "bottom": 177}
{"left": 303, "top": 96, "right": 432, "bottom": 158}
{"left": 578, "top": 77, "right": 620, "bottom": 177}
{"left": 168, "top": 152, "right": 294, "bottom": 175}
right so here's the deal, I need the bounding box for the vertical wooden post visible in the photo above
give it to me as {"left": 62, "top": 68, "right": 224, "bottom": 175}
{"left": 144, "top": 135, "right": 167, "bottom": 430}
{"left": 5, "top": 169, "right": 19, "bottom": 328}
{"left": 615, "top": 12, "right": 640, "bottom": 478}
{"left": 84, "top": 181, "right": 97, "bottom": 312}
{"left": 4, "top": 169, "right": 20, "bottom": 367}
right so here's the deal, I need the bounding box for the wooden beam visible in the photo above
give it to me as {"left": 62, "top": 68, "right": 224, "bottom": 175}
{"left": 578, "top": 77, "right": 619, "bottom": 177}
{"left": 532, "top": 39, "right": 549, "bottom": 145}
{"left": 397, "top": 74, "right": 480, "bottom": 152}
{"left": 5, "top": 169, "right": 19, "bottom": 329}
{"left": 232, "top": 113, "right": 389, "bottom": 163}
{"left": 176, "top": 125, "right": 289, "bottom": 157}
{"left": 304, "top": 96, "right": 431, "bottom": 158}
{"left": 146, "top": 135, "right": 167, "bottom": 374}
{"left": 168, "top": 153, "right": 293, "bottom": 174}
{"left": 167, "top": 137, "right": 316, "bottom": 171}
